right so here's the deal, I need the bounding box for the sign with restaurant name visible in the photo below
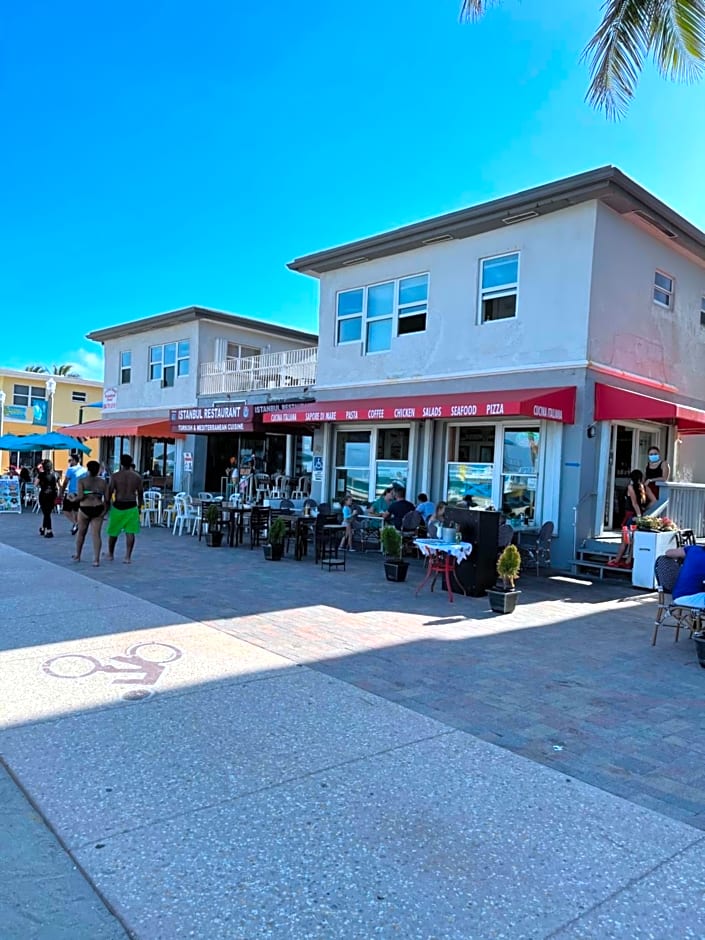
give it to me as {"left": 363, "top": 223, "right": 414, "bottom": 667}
{"left": 262, "top": 388, "right": 575, "bottom": 426}
{"left": 169, "top": 406, "right": 254, "bottom": 434}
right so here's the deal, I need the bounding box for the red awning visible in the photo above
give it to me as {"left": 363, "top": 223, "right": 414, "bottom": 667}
{"left": 262, "top": 386, "right": 576, "bottom": 425}
{"left": 60, "top": 417, "right": 182, "bottom": 439}
{"left": 594, "top": 384, "right": 705, "bottom": 434}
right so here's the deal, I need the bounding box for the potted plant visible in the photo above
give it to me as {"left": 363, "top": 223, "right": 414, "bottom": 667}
{"left": 204, "top": 504, "right": 223, "bottom": 547}
{"left": 263, "top": 515, "right": 287, "bottom": 561}
{"left": 488, "top": 543, "right": 521, "bottom": 614}
{"left": 692, "top": 631, "right": 705, "bottom": 669}
{"left": 381, "top": 524, "right": 409, "bottom": 582}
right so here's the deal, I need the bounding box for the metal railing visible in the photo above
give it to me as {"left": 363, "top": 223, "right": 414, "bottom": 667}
{"left": 198, "top": 347, "right": 317, "bottom": 397}
{"left": 660, "top": 483, "right": 705, "bottom": 538}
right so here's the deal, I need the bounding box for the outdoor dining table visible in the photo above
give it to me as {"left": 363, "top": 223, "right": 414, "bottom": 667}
{"left": 413, "top": 538, "right": 473, "bottom": 603}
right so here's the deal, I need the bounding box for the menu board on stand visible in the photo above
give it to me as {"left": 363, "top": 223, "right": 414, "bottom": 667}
{"left": 0, "top": 478, "right": 21, "bottom": 513}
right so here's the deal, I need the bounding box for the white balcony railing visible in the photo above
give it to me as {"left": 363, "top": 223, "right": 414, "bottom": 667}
{"left": 660, "top": 483, "right": 705, "bottom": 538}
{"left": 198, "top": 346, "right": 318, "bottom": 397}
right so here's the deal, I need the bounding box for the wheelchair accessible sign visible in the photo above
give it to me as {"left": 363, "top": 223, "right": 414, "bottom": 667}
{"left": 312, "top": 455, "right": 323, "bottom": 483}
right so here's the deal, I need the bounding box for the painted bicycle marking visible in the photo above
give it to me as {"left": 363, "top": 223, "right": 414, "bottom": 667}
{"left": 42, "top": 642, "right": 182, "bottom": 687}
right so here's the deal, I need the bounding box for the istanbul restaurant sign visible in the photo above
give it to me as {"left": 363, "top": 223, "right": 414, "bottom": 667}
{"left": 169, "top": 405, "right": 255, "bottom": 434}
{"left": 262, "top": 387, "right": 576, "bottom": 426}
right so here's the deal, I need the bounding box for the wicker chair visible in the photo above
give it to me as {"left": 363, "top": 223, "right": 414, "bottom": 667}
{"left": 652, "top": 554, "right": 703, "bottom": 646}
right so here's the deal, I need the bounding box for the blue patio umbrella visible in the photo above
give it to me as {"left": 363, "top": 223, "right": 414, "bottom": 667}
{"left": 0, "top": 432, "right": 90, "bottom": 454}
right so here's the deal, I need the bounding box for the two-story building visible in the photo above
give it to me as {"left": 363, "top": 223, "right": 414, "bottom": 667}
{"left": 61, "top": 306, "right": 317, "bottom": 493}
{"left": 272, "top": 166, "right": 705, "bottom": 566}
{"left": 0, "top": 368, "right": 102, "bottom": 469}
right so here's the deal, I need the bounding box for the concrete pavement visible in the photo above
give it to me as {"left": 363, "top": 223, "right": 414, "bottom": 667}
{"left": 2, "top": 510, "right": 705, "bottom": 937}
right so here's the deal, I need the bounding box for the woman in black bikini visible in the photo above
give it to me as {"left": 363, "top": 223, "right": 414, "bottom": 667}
{"left": 74, "top": 460, "right": 108, "bottom": 566}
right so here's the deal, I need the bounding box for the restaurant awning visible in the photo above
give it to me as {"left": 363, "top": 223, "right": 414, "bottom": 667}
{"left": 262, "top": 386, "right": 576, "bottom": 425}
{"left": 594, "top": 383, "right": 705, "bottom": 434}
{"left": 60, "top": 417, "right": 182, "bottom": 439}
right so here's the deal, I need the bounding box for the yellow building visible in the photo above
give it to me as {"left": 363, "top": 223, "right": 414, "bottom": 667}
{"left": 0, "top": 368, "right": 103, "bottom": 470}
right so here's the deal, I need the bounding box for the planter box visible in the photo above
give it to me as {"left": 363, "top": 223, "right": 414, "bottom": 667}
{"left": 384, "top": 560, "right": 409, "bottom": 582}
{"left": 488, "top": 589, "right": 520, "bottom": 614}
{"left": 693, "top": 633, "right": 705, "bottom": 669}
{"left": 631, "top": 530, "right": 677, "bottom": 589}
{"left": 263, "top": 544, "right": 284, "bottom": 561}
{"left": 206, "top": 531, "right": 223, "bottom": 547}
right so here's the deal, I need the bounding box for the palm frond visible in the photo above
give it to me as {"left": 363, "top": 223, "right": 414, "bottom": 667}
{"left": 459, "top": 0, "right": 496, "bottom": 23}
{"left": 24, "top": 364, "right": 48, "bottom": 373}
{"left": 584, "top": 0, "right": 705, "bottom": 119}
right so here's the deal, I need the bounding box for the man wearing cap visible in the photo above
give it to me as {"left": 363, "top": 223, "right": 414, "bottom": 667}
{"left": 60, "top": 455, "right": 88, "bottom": 535}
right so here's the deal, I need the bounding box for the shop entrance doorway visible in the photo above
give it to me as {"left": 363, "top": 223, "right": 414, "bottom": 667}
{"left": 603, "top": 424, "right": 662, "bottom": 529}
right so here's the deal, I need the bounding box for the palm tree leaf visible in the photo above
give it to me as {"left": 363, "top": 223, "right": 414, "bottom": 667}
{"left": 459, "top": 0, "right": 496, "bottom": 22}
{"left": 648, "top": 0, "right": 705, "bottom": 81}
{"left": 24, "top": 365, "right": 49, "bottom": 373}
{"left": 582, "top": 0, "right": 652, "bottom": 119}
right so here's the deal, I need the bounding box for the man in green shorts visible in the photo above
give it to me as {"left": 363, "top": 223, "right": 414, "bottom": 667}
{"left": 106, "top": 453, "right": 144, "bottom": 563}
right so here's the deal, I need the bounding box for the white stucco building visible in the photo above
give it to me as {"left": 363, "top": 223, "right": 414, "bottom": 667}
{"left": 273, "top": 166, "right": 705, "bottom": 566}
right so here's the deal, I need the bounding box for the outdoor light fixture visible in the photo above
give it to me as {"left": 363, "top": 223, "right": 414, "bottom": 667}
{"left": 0, "top": 389, "right": 5, "bottom": 440}
{"left": 45, "top": 377, "right": 57, "bottom": 432}
{"left": 586, "top": 424, "right": 597, "bottom": 439}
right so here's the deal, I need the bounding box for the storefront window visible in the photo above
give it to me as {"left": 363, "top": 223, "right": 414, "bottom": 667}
{"left": 502, "top": 428, "right": 540, "bottom": 522}
{"left": 143, "top": 438, "right": 176, "bottom": 482}
{"left": 375, "top": 428, "right": 409, "bottom": 496}
{"left": 335, "top": 431, "right": 370, "bottom": 502}
{"left": 446, "top": 463, "right": 493, "bottom": 507}
{"left": 296, "top": 435, "right": 313, "bottom": 476}
{"left": 107, "top": 436, "right": 130, "bottom": 472}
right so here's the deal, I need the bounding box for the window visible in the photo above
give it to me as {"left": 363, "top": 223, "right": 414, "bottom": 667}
{"left": 149, "top": 341, "right": 190, "bottom": 387}
{"left": 120, "top": 351, "right": 131, "bottom": 384}
{"left": 653, "top": 271, "right": 674, "bottom": 308}
{"left": 700, "top": 297, "right": 705, "bottom": 328}
{"left": 334, "top": 430, "right": 371, "bottom": 502}
{"left": 336, "top": 289, "right": 363, "bottom": 344}
{"left": 226, "top": 343, "right": 261, "bottom": 360}
{"left": 71, "top": 391, "right": 87, "bottom": 403}
{"left": 480, "top": 253, "right": 519, "bottom": 322}
{"left": 502, "top": 428, "right": 540, "bottom": 522}
{"left": 13, "top": 384, "right": 45, "bottom": 407}
{"left": 336, "top": 274, "right": 429, "bottom": 354}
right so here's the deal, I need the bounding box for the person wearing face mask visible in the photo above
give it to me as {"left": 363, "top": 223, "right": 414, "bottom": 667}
{"left": 644, "top": 447, "right": 670, "bottom": 502}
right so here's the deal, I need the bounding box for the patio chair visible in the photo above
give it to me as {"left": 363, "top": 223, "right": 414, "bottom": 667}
{"left": 141, "top": 490, "right": 161, "bottom": 528}
{"left": 401, "top": 510, "right": 424, "bottom": 557}
{"left": 497, "top": 523, "right": 515, "bottom": 554}
{"left": 519, "top": 521, "right": 555, "bottom": 575}
{"left": 652, "top": 554, "right": 703, "bottom": 646}
{"left": 279, "top": 498, "right": 295, "bottom": 513}
{"left": 172, "top": 494, "right": 199, "bottom": 536}
{"left": 250, "top": 507, "right": 270, "bottom": 549}
{"left": 291, "top": 476, "right": 311, "bottom": 500}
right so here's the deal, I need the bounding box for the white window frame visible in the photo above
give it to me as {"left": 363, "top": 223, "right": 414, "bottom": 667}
{"left": 335, "top": 272, "right": 430, "bottom": 355}
{"left": 226, "top": 342, "right": 261, "bottom": 361}
{"left": 13, "top": 384, "right": 46, "bottom": 407}
{"left": 149, "top": 340, "right": 189, "bottom": 386}
{"left": 119, "top": 350, "right": 131, "bottom": 385}
{"left": 479, "top": 252, "right": 520, "bottom": 324}
{"left": 653, "top": 270, "right": 674, "bottom": 308}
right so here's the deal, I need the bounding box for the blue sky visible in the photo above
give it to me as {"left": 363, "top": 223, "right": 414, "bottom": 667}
{"left": 3, "top": 0, "right": 705, "bottom": 380}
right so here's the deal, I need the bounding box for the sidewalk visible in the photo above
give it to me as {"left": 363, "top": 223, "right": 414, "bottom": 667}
{"left": 1, "top": 511, "right": 704, "bottom": 936}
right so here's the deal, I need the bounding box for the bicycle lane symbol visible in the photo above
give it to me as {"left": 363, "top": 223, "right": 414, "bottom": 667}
{"left": 42, "top": 642, "right": 182, "bottom": 697}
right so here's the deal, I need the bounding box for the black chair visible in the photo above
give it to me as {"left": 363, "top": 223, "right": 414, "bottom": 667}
{"left": 497, "top": 523, "right": 515, "bottom": 553}
{"left": 314, "top": 513, "right": 341, "bottom": 563}
{"left": 519, "top": 521, "right": 554, "bottom": 575}
{"left": 249, "top": 508, "right": 270, "bottom": 549}
{"left": 279, "top": 498, "right": 295, "bottom": 513}
{"left": 303, "top": 498, "right": 318, "bottom": 511}
{"left": 401, "top": 510, "right": 424, "bottom": 557}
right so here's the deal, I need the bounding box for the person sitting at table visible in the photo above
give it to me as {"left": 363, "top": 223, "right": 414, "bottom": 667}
{"left": 426, "top": 501, "right": 447, "bottom": 538}
{"left": 383, "top": 484, "right": 415, "bottom": 530}
{"left": 415, "top": 493, "right": 435, "bottom": 522}
{"left": 369, "top": 487, "right": 393, "bottom": 515}
{"left": 456, "top": 493, "right": 477, "bottom": 509}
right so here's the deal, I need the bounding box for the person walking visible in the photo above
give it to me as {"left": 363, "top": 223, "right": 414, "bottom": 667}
{"left": 36, "top": 458, "right": 59, "bottom": 538}
{"left": 60, "top": 455, "right": 87, "bottom": 535}
{"left": 338, "top": 494, "right": 357, "bottom": 552}
{"left": 106, "top": 453, "right": 144, "bottom": 564}
{"left": 73, "top": 460, "right": 108, "bottom": 566}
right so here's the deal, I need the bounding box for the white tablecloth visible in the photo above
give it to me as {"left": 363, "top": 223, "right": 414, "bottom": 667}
{"left": 414, "top": 539, "right": 473, "bottom": 562}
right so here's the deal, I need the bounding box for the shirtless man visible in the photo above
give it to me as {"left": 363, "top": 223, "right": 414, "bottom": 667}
{"left": 106, "top": 453, "right": 144, "bottom": 563}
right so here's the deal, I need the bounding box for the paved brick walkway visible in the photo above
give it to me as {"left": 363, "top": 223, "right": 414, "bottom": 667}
{"left": 3, "top": 509, "right": 704, "bottom": 831}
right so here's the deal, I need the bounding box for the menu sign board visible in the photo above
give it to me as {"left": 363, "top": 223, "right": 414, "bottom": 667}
{"left": 262, "top": 388, "right": 575, "bottom": 425}
{"left": 0, "top": 478, "right": 21, "bottom": 513}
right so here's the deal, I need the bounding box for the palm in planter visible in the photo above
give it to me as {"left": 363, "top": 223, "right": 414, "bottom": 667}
{"left": 264, "top": 515, "right": 288, "bottom": 561}
{"left": 204, "top": 504, "right": 223, "bottom": 547}
{"left": 381, "top": 524, "right": 409, "bottom": 582}
{"left": 488, "top": 544, "right": 521, "bottom": 614}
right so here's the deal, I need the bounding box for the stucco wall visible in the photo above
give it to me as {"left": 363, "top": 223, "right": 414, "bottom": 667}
{"left": 589, "top": 204, "right": 705, "bottom": 399}
{"left": 315, "top": 203, "right": 597, "bottom": 392}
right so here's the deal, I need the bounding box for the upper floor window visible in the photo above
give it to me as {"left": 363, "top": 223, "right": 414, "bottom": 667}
{"left": 480, "top": 253, "right": 519, "bottom": 322}
{"left": 13, "top": 384, "right": 45, "bottom": 407}
{"left": 336, "top": 274, "right": 429, "bottom": 354}
{"left": 149, "top": 340, "right": 190, "bottom": 387}
{"left": 226, "top": 342, "right": 261, "bottom": 360}
{"left": 653, "top": 271, "right": 674, "bottom": 308}
{"left": 120, "top": 350, "right": 132, "bottom": 384}
{"left": 71, "top": 391, "right": 87, "bottom": 403}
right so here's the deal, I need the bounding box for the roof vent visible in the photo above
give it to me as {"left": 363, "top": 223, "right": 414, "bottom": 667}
{"left": 421, "top": 233, "right": 454, "bottom": 245}
{"left": 501, "top": 210, "right": 539, "bottom": 225}
{"left": 341, "top": 256, "right": 370, "bottom": 266}
{"left": 634, "top": 210, "right": 678, "bottom": 239}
